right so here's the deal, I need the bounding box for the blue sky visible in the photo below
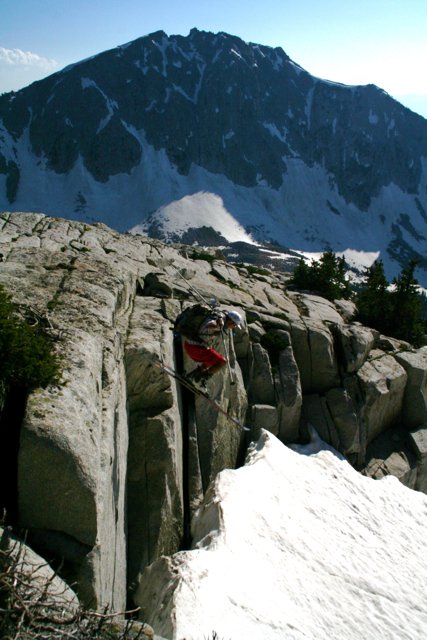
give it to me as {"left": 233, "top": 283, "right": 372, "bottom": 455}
{"left": 1, "top": 0, "right": 427, "bottom": 117}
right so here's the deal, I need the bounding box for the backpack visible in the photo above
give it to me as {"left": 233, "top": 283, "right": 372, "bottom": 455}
{"left": 174, "top": 303, "right": 216, "bottom": 341}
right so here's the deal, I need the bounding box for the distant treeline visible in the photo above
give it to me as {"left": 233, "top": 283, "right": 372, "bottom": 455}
{"left": 290, "top": 252, "right": 426, "bottom": 347}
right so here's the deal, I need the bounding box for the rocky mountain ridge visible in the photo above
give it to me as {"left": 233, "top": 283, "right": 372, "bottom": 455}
{"left": 1, "top": 29, "right": 427, "bottom": 283}
{"left": 0, "top": 212, "right": 426, "bottom": 632}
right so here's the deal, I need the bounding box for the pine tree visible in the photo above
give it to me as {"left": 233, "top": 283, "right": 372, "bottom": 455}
{"left": 356, "top": 259, "right": 426, "bottom": 346}
{"left": 290, "top": 251, "right": 352, "bottom": 301}
{"left": 356, "top": 260, "right": 392, "bottom": 334}
{"left": 317, "top": 252, "right": 352, "bottom": 300}
{"left": 290, "top": 257, "right": 312, "bottom": 291}
{"left": 390, "top": 260, "right": 425, "bottom": 346}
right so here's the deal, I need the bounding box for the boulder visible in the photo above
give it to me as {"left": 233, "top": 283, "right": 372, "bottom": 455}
{"left": 125, "top": 297, "right": 184, "bottom": 583}
{"left": 409, "top": 426, "right": 427, "bottom": 493}
{"left": 125, "top": 298, "right": 176, "bottom": 411}
{"left": 333, "top": 298, "right": 357, "bottom": 321}
{"left": 395, "top": 349, "right": 427, "bottom": 430}
{"left": 211, "top": 261, "right": 242, "bottom": 288}
{"left": 325, "top": 387, "right": 362, "bottom": 456}
{"left": 0, "top": 526, "right": 79, "bottom": 619}
{"left": 377, "top": 335, "right": 411, "bottom": 352}
{"left": 247, "top": 321, "right": 266, "bottom": 343}
{"left": 1, "top": 215, "right": 142, "bottom": 610}
{"left": 142, "top": 271, "right": 186, "bottom": 298}
{"left": 264, "top": 287, "right": 300, "bottom": 319}
{"left": 290, "top": 318, "right": 339, "bottom": 393}
{"left": 251, "top": 404, "right": 279, "bottom": 438}
{"left": 247, "top": 342, "right": 276, "bottom": 405}
{"left": 356, "top": 351, "right": 407, "bottom": 445}
{"left": 178, "top": 260, "right": 254, "bottom": 308}
{"left": 301, "top": 395, "right": 341, "bottom": 450}
{"left": 364, "top": 451, "right": 417, "bottom": 487}
{"left": 334, "top": 323, "right": 378, "bottom": 373}
{"left": 362, "top": 426, "right": 419, "bottom": 489}
{"left": 289, "top": 292, "right": 345, "bottom": 324}
{"left": 19, "top": 328, "right": 128, "bottom": 610}
{"left": 245, "top": 307, "right": 291, "bottom": 331}
{"left": 275, "top": 345, "right": 302, "bottom": 443}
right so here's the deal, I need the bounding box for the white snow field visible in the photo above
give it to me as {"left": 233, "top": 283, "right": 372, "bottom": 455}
{"left": 136, "top": 191, "right": 257, "bottom": 245}
{"left": 2, "top": 124, "right": 427, "bottom": 284}
{"left": 136, "top": 430, "right": 427, "bottom": 640}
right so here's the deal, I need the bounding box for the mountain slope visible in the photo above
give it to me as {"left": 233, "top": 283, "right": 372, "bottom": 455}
{"left": 1, "top": 29, "right": 427, "bottom": 282}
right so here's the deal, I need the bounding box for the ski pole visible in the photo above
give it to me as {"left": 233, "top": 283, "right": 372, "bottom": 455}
{"left": 152, "top": 354, "right": 250, "bottom": 431}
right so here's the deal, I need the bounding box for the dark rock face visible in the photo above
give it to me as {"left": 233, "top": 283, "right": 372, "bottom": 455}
{"left": 1, "top": 29, "right": 426, "bottom": 203}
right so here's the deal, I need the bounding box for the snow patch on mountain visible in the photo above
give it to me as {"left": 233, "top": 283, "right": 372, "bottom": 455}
{"left": 1, "top": 126, "right": 427, "bottom": 283}
{"left": 136, "top": 430, "right": 427, "bottom": 639}
{"left": 263, "top": 122, "right": 287, "bottom": 143}
{"left": 132, "top": 191, "right": 257, "bottom": 245}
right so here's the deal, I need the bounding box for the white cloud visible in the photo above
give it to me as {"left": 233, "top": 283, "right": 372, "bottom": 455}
{"left": 0, "top": 46, "right": 58, "bottom": 71}
{"left": 0, "top": 47, "right": 60, "bottom": 93}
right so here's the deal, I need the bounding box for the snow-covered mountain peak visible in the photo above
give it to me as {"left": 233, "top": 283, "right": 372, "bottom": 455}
{"left": 1, "top": 28, "right": 426, "bottom": 283}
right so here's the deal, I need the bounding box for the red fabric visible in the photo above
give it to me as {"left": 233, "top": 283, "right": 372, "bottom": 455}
{"left": 183, "top": 341, "right": 226, "bottom": 368}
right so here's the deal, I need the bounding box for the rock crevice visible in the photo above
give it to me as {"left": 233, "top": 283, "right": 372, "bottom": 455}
{"left": 1, "top": 212, "right": 427, "bottom": 613}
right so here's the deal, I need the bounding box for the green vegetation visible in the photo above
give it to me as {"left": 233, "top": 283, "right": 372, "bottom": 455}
{"left": 234, "top": 263, "right": 271, "bottom": 276}
{"left": 0, "top": 285, "right": 60, "bottom": 391}
{"left": 190, "top": 249, "right": 216, "bottom": 264}
{"left": 290, "top": 250, "right": 352, "bottom": 301}
{"left": 290, "top": 251, "right": 426, "bottom": 347}
{"left": 355, "top": 259, "right": 390, "bottom": 333}
{"left": 356, "top": 259, "right": 426, "bottom": 347}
